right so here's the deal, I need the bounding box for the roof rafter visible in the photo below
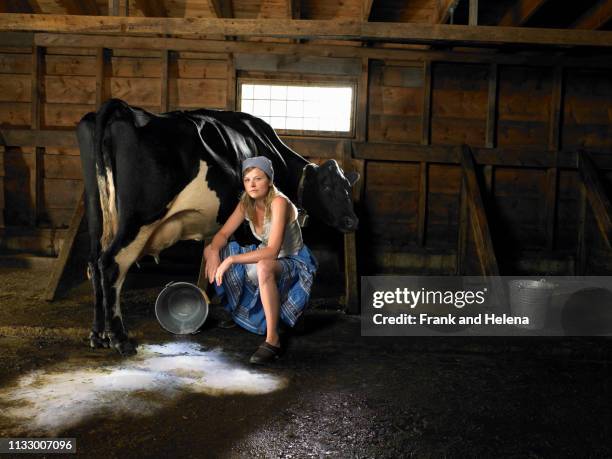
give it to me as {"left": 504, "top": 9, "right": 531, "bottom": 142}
{"left": 207, "top": 0, "right": 233, "bottom": 18}
{"left": 259, "top": 0, "right": 294, "bottom": 19}
{"left": 0, "top": 0, "right": 40, "bottom": 13}
{"left": 572, "top": 0, "right": 612, "bottom": 29}
{"left": 434, "top": 0, "right": 459, "bottom": 24}
{"left": 363, "top": 0, "right": 374, "bottom": 21}
{"left": 134, "top": 0, "right": 166, "bottom": 17}
{"left": 498, "top": 0, "right": 550, "bottom": 26}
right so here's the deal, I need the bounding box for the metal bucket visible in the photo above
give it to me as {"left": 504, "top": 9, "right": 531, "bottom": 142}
{"left": 508, "top": 279, "right": 555, "bottom": 330}
{"left": 155, "top": 281, "right": 209, "bottom": 335}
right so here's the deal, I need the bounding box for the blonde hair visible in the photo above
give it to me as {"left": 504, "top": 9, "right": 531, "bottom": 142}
{"left": 240, "top": 167, "right": 279, "bottom": 222}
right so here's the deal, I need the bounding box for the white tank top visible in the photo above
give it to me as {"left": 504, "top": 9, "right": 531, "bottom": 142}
{"left": 245, "top": 192, "right": 304, "bottom": 258}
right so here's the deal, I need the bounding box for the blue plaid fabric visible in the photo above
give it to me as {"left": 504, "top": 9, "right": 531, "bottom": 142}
{"left": 214, "top": 241, "right": 318, "bottom": 335}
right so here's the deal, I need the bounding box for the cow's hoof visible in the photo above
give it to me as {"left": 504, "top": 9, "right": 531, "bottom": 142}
{"left": 89, "top": 331, "right": 109, "bottom": 349}
{"left": 106, "top": 333, "right": 137, "bottom": 356}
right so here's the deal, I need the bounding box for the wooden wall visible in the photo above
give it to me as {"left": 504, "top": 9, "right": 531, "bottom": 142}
{"left": 1, "top": 42, "right": 612, "bottom": 276}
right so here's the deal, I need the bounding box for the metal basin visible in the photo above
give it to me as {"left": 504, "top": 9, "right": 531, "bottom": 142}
{"left": 155, "top": 282, "right": 209, "bottom": 335}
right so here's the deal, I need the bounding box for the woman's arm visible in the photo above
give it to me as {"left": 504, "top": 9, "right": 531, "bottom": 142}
{"left": 204, "top": 202, "right": 245, "bottom": 282}
{"left": 215, "top": 197, "right": 288, "bottom": 285}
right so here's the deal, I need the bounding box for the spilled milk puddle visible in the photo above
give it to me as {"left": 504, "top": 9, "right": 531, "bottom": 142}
{"left": 0, "top": 342, "right": 287, "bottom": 435}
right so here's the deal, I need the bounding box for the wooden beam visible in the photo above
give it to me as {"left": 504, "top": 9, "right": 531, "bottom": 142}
{"left": 341, "top": 141, "right": 359, "bottom": 314}
{"left": 460, "top": 145, "right": 500, "bottom": 276}
{"left": 572, "top": 0, "right": 612, "bottom": 30}
{"left": 456, "top": 178, "right": 469, "bottom": 274}
{"left": 578, "top": 150, "right": 612, "bottom": 249}
{"left": 134, "top": 0, "right": 166, "bottom": 17}
{"left": 33, "top": 33, "right": 612, "bottom": 68}
{"left": 498, "top": 0, "right": 549, "bottom": 26}
{"left": 208, "top": 0, "right": 233, "bottom": 18}
{"left": 226, "top": 53, "right": 235, "bottom": 110}
{"left": 30, "top": 46, "right": 43, "bottom": 226}
{"left": 95, "top": 48, "right": 106, "bottom": 108}
{"left": 356, "top": 57, "right": 369, "bottom": 142}
{"left": 2, "top": 15, "right": 612, "bottom": 48}
{"left": 259, "top": 0, "right": 292, "bottom": 18}
{"left": 363, "top": 0, "right": 374, "bottom": 21}
{"left": 434, "top": 0, "right": 458, "bottom": 24}
{"left": 108, "top": 0, "right": 119, "bottom": 16}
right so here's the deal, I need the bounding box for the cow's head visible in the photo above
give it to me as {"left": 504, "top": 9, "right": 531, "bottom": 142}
{"left": 302, "top": 160, "right": 360, "bottom": 233}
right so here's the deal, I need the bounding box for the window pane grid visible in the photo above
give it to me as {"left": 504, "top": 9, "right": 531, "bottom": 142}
{"left": 240, "top": 83, "right": 353, "bottom": 134}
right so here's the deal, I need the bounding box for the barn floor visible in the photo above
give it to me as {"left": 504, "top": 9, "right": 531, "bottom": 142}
{"left": 0, "top": 260, "right": 610, "bottom": 458}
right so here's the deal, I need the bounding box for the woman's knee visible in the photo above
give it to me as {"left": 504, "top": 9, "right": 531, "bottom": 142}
{"left": 256, "top": 259, "right": 276, "bottom": 283}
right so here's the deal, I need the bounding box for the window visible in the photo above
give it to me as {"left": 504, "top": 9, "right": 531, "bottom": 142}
{"left": 239, "top": 81, "right": 355, "bottom": 136}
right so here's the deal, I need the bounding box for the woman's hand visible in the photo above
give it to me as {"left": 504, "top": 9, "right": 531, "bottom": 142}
{"left": 214, "top": 256, "right": 234, "bottom": 286}
{"left": 204, "top": 244, "right": 221, "bottom": 284}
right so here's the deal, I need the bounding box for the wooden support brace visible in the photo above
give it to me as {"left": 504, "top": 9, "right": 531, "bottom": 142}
{"left": 421, "top": 60, "right": 432, "bottom": 146}
{"left": 460, "top": 145, "right": 500, "bottom": 277}
{"left": 578, "top": 150, "right": 612, "bottom": 249}
{"left": 341, "top": 141, "right": 359, "bottom": 314}
{"left": 44, "top": 188, "right": 85, "bottom": 301}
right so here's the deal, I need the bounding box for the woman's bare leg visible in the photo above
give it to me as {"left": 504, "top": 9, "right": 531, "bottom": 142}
{"left": 256, "top": 259, "right": 283, "bottom": 347}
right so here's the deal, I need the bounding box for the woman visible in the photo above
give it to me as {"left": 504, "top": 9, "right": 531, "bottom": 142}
{"left": 204, "top": 156, "right": 317, "bottom": 364}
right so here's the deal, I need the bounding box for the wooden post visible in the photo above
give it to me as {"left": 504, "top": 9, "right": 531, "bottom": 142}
{"left": 485, "top": 63, "right": 498, "bottom": 149}
{"left": 226, "top": 53, "right": 236, "bottom": 110}
{"left": 545, "top": 66, "right": 563, "bottom": 250}
{"left": 356, "top": 57, "right": 369, "bottom": 142}
{"left": 341, "top": 141, "right": 359, "bottom": 314}
{"left": 576, "top": 179, "right": 588, "bottom": 275}
{"left": 160, "top": 49, "right": 169, "bottom": 112}
{"left": 30, "top": 46, "right": 43, "bottom": 226}
{"left": 469, "top": 0, "right": 478, "bottom": 25}
{"left": 95, "top": 48, "right": 106, "bottom": 108}
{"left": 421, "top": 60, "right": 432, "bottom": 145}
{"left": 456, "top": 177, "right": 469, "bottom": 275}
{"left": 417, "top": 161, "right": 428, "bottom": 246}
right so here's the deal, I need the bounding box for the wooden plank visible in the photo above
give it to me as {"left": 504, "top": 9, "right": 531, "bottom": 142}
{"left": 572, "top": 0, "right": 612, "bottom": 30}
{"left": 207, "top": 0, "right": 233, "bottom": 18}
{"left": 0, "top": 32, "right": 33, "bottom": 47}
{"left": 498, "top": 0, "right": 550, "bottom": 26}
{"left": 356, "top": 57, "right": 368, "bottom": 142}
{"left": 0, "top": 15, "right": 610, "bottom": 48}
{"left": 485, "top": 63, "right": 497, "bottom": 148}
{"left": 0, "top": 129, "right": 78, "bottom": 148}
{"left": 460, "top": 145, "right": 500, "bottom": 276}
{"left": 34, "top": 33, "right": 612, "bottom": 69}
{"left": 421, "top": 60, "right": 432, "bottom": 145}
{"left": 44, "top": 75, "right": 97, "bottom": 104}
{"left": 160, "top": 50, "right": 169, "bottom": 112}
{"left": 417, "top": 161, "right": 428, "bottom": 246}
{"left": 578, "top": 150, "right": 612, "bottom": 248}
{"left": 44, "top": 187, "right": 84, "bottom": 301}
{"left": 30, "top": 46, "right": 42, "bottom": 225}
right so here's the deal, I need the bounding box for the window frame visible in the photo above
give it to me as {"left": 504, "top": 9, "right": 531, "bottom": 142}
{"left": 237, "top": 76, "right": 358, "bottom": 139}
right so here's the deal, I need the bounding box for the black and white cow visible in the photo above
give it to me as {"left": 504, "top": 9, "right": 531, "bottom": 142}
{"left": 77, "top": 98, "right": 359, "bottom": 355}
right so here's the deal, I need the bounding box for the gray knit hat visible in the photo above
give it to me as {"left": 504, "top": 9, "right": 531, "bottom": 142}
{"left": 242, "top": 156, "right": 274, "bottom": 182}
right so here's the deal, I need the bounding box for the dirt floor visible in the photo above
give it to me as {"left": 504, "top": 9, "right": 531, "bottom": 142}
{"left": 0, "top": 259, "right": 611, "bottom": 458}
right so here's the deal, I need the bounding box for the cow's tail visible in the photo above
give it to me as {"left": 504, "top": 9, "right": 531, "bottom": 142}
{"left": 94, "top": 98, "right": 125, "bottom": 249}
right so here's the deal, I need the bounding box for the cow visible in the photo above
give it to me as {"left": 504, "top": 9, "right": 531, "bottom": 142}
{"left": 77, "top": 98, "right": 359, "bottom": 355}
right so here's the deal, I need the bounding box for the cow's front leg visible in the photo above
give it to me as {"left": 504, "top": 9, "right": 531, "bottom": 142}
{"left": 98, "top": 252, "right": 136, "bottom": 356}
{"left": 88, "top": 259, "right": 109, "bottom": 349}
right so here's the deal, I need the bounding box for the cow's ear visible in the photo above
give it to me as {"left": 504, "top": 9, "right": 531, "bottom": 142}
{"left": 346, "top": 171, "right": 360, "bottom": 186}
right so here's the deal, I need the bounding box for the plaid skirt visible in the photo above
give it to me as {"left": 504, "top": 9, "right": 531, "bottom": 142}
{"left": 214, "top": 241, "right": 318, "bottom": 335}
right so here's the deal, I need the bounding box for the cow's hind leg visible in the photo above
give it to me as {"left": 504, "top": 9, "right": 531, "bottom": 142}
{"left": 98, "top": 224, "right": 157, "bottom": 356}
